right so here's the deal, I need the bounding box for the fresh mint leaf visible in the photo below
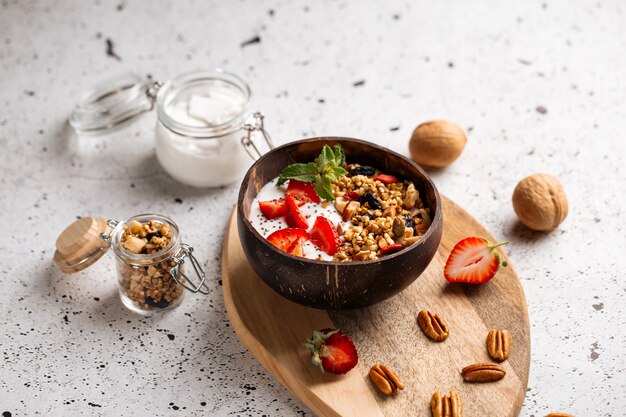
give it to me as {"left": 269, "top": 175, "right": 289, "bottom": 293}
{"left": 318, "top": 145, "right": 334, "bottom": 169}
{"left": 328, "top": 165, "right": 347, "bottom": 180}
{"left": 333, "top": 144, "right": 345, "bottom": 166}
{"left": 276, "top": 144, "right": 346, "bottom": 201}
{"left": 322, "top": 165, "right": 347, "bottom": 182}
{"left": 277, "top": 162, "right": 317, "bottom": 185}
{"left": 314, "top": 175, "right": 334, "bottom": 201}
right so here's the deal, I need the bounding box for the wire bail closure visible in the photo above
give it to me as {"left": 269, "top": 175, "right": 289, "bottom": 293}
{"left": 170, "top": 243, "right": 209, "bottom": 294}
{"left": 241, "top": 112, "right": 274, "bottom": 160}
{"left": 100, "top": 219, "right": 119, "bottom": 245}
{"left": 145, "top": 79, "right": 163, "bottom": 103}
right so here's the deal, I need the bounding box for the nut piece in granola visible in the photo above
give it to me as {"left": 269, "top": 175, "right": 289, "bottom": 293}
{"left": 334, "top": 196, "right": 349, "bottom": 214}
{"left": 487, "top": 329, "right": 511, "bottom": 362}
{"left": 431, "top": 389, "right": 462, "bottom": 417}
{"left": 417, "top": 310, "right": 449, "bottom": 342}
{"left": 369, "top": 364, "right": 404, "bottom": 396}
{"left": 123, "top": 235, "right": 147, "bottom": 254}
{"left": 545, "top": 413, "right": 574, "bottom": 417}
{"left": 342, "top": 200, "right": 361, "bottom": 221}
{"left": 461, "top": 363, "right": 506, "bottom": 382}
{"left": 392, "top": 217, "right": 406, "bottom": 238}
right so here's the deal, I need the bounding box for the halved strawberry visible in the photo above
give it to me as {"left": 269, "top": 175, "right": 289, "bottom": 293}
{"left": 310, "top": 216, "right": 341, "bottom": 255}
{"left": 305, "top": 328, "right": 358, "bottom": 375}
{"left": 287, "top": 179, "right": 321, "bottom": 203}
{"left": 285, "top": 194, "right": 309, "bottom": 229}
{"left": 373, "top": 174, "right": 398, "bottom": 184}
{"left": 258, "top": 198, "right": 305, "bottom": 220}
{"left": 266, "top": 228, "right": 310, "bottom": 254}
{"left": 443, "top": 237, "right": 509, "bottom": 284}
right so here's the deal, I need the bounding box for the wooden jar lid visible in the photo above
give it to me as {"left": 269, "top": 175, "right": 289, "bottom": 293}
{"left": 54, "top": 217, "right": 111, "bottom": 274}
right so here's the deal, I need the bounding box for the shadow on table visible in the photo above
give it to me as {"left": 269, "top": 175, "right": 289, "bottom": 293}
{"left": 501, "top": 218, "right": 555, "bottom": 245}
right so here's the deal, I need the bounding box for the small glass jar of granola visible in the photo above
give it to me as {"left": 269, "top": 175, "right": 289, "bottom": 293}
{"left": 108, "top": 214, "right": 188, "bottom": 314}
{"left": 54, "top": 214, "right": 208, "bottom": 315}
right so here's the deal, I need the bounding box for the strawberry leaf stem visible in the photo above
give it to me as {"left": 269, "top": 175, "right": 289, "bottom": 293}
{"left": 489, "top": 241, "right": 509, "bottom": 267}
{"left": 488, "top": 241, "right": 509, "bottom": 250}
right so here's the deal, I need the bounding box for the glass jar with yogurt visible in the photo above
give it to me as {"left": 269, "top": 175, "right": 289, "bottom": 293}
{"left": 70, "top": 69, "right": 273, "bottom": 187}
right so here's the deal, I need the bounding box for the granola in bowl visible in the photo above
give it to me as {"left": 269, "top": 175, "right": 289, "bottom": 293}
{"left": 332, "top": 164, "right": 431, "bottom": 261}
{"left": 249, "top": 144, "right": 431, "bottom": 261}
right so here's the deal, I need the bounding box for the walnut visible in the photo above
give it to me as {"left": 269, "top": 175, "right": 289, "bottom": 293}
{"left": 409, "top": 120, "right": 467, "bottom": 167}
{"left": 512, "top": 173, "right": 568, "bottom": 232}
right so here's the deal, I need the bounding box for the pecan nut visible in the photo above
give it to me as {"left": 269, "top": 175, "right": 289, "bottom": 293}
{"left": 369, "top": 364, "right": 404, "bottom": 396}
{"left": 487, "top": 329, "right": 511, "bottom": 362}
{"left": 431, "top": 389, "right": 462, "bottom": 417}
{"left": 545, "top": 414, "right": 574, "bottom": 417}
{"left": 417, "top": 310, "right": 449, "bottom": 342}
{"left": 461, "top": 363, "right": 506, "bottom": 382}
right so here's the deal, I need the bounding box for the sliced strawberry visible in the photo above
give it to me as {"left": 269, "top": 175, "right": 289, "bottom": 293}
{"left": 286, "top": 238, "right": 305, "bottom": 257}
{"left": 305, "top": 329, "right": 358, "bottom": 375}
{"left": 310, "top": 216, "right": 341, "bottom": 255}
{"left": 344, "top": 191, "right": 361, "bottom": 201}
{"left": 259, "top": 199, "right": 285, "bottom": 219}
{"left": 380, "top": 243, "right": 404, "bottom": 255}
{"left": 258, "top": 198, "right": 305, "bottom": 220}
{"left": 266, "top": 228, "right": 310, "bottom": 253}
{"left": 443, "top": 237, "right": 509, "bottom": 284}
{"left": 287, "top": 179, "right": 320, "bottom": 203}
{"left": 285, "top": 194, "right": 309, "bottom": 229}
{"left": 373, "top": 174, "right": 398, "bottom": 184}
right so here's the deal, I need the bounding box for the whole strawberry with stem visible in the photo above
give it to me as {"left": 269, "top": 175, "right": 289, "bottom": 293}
{"left": 305, "top": 329, "right": 358, "bottom": 375}
{"left": 444, "top": 237, "right": 509, "bottom": 284}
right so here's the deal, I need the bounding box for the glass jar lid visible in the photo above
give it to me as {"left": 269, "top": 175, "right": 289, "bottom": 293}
{"left": 54, "top": 217, "right": 111, "bottom": 273}
{"left": 69, "top": 73, "right": 157, "bottom": 135}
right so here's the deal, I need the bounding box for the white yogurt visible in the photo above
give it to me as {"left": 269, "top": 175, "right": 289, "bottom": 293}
{"left": 154, "top": 70, "right": 256, "bottom": 188}
{"left": 155, "top": 116, "right": 249, "bottom": 188}
{"left": 249, "top": 178, "right": 346, "bottom": 261}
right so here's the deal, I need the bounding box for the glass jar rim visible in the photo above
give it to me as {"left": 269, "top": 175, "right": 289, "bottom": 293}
{"left": 110, "top": 213, "right": 181, "bottom": 264}
{"left": 156, "top": 68, "right": 251, "bottom": 139}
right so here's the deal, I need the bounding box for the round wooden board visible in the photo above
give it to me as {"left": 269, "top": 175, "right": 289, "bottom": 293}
{"left": 222, "top": 196, "right": 530, "bottom": 417}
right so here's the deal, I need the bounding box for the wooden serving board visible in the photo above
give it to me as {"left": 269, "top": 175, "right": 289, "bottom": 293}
{"left": 222, "top": 197, "right": 530, "bottom": 416}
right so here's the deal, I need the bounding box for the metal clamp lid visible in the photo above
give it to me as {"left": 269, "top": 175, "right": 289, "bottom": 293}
{"left": 241, "top": 112, "right": 274, "bottom": 159}
{"left": 69, "top": 73, "right": 160, "bottom": 135}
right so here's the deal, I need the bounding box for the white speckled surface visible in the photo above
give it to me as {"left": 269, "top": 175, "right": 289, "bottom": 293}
{"left": 1, "top": 0, "right": 625, "bottom": 416}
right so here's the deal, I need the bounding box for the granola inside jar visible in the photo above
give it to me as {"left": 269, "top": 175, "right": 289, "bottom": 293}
{"left": 110, "top": 214, "right": 185, "bottom": 314}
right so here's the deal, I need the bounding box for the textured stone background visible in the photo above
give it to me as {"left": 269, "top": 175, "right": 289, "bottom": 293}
{"left": 1, "top": 0, "right": 625, "bottom": 416}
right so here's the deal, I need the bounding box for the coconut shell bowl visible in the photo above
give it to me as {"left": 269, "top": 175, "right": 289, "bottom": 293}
{"left": 236, "top": 137, "right": 443, "bottom": 309}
